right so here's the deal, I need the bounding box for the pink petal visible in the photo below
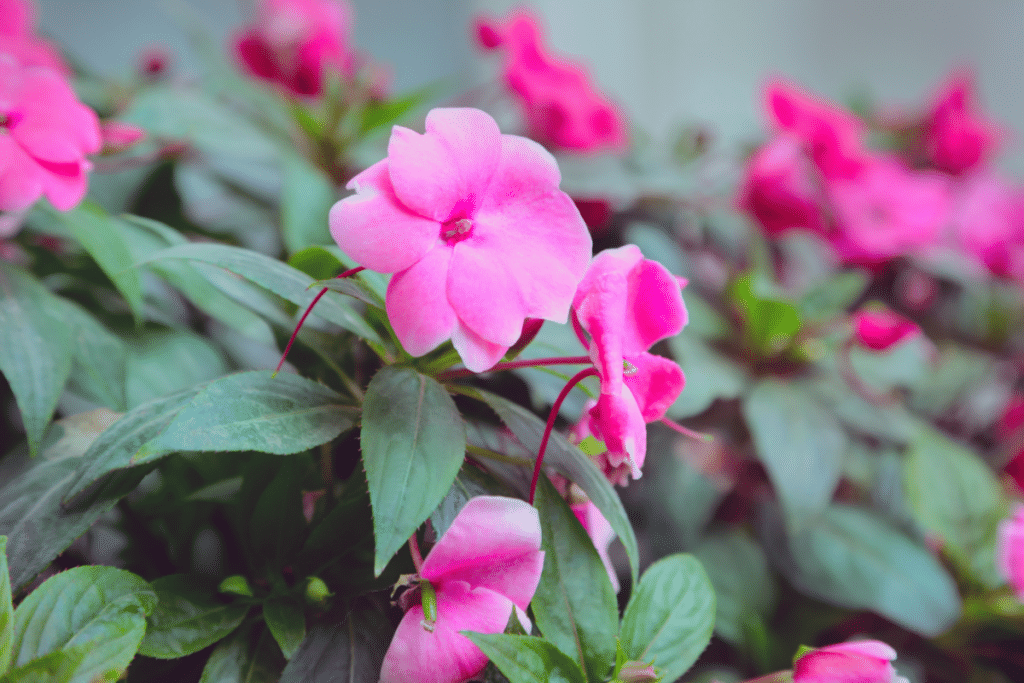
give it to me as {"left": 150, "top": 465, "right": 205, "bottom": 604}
{"left": 12, "top": 69, "right": 101, "bottom": 161}
{"left": 329, "top": 159, "right": 440, "bottom": 273}
{"left": 794, "top": 640, "right": 897, "bottom": 683}
{"left": 997, "top": 505, "right": 1024, "bottom": 600}
{"left": 421, "top": 496, "right": 544, "bottom": 610}
{"left": 576, "top": 267, "right": 628, "bottom": 396}
{"left": 448, "top": 239, "right": 528, "bottom": 348}
{"left": 589, "top": 386, "right": 646, "bottom": 480}
{"left": 0, "top": 136, "right": 44, "bottom": 212}
{"left": 450, "top": 323, "right": 509, "bottom": 373}
{"left": 379, "top": 582, "right": 514, "bottom": 683}
{"left": 39, "top": 159, "right": 90, "bottom": 211}
{"left": 623, "top": 258, "right": 688, "bottom": 353}
{"left": 387, "top": 108, "right": 501, "bottom": 222}
{"left": 624, "top": 353, "right": 685, "bottom": 423}
{"left": 822, "top": 641, "right": 897, "bottom": 661}
{"left": 572, "top": 500, "right": 619, "bottom": 592}
{"left": 385, "top": 246, "right": 458, "bottom": 357}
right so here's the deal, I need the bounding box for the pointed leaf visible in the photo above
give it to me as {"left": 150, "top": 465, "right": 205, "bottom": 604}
{"left": 199, "top": 620, "right": 286, "bottom": 683}
{"left": 0, "top": 538, "right": 11, "bottom": 676}
{"left": 263, "top": 598, "right": 305, "bottom": 661}
{"left": 138, "top": 575, "right": 250, "bottom": 659}
{"left": 465, "top": 633, "right": 587, "bottom": 683}
{"left": 278, "top": 606, "right": 391, "bottom": 683}
{"left": 0, "top": 647, "right": 88, "bottom": 683}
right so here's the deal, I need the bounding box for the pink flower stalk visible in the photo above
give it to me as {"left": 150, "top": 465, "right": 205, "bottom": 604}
{"left": 950, "top": 171, "right": 1024, "bottom": 279}
{"left": 380, "top": 496, "right": 544, "bottom": 683}
{"left": 924, "top": 70, "right": 1002, "bottom": 175}
{"left": 234, "top": 0, "right": 355, "bottom": 97}
{"left": 476, "top": 10, "right": 628, "bottom": 153}
{"left": 852, "top": 307, "right": 920, "bottom": 352}
{"left": 572, "top": 245, "right": 687, "bottom": 482}
{"left": 0, "top": 0, "right": 68, "bottom": 73}
{"left": 329, "top": 107, "right": 592, "bottom": 372}
{"left": 997, "top": 505, "right": 1024, "bottom": 601}
{"left": 793, "top": 640, "right": 906, "bottom": 683}
{"left": 0, "top": 54, "right": 101, "bottom": 212}
{"left": 737, "top": 133, "right": 826, "bottom": 237}
{"left": 571, "top": 499, "right": 619, "bottom": 592}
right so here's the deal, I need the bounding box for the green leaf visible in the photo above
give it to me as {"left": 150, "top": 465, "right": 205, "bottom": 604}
{"left": 58, "top": 298, "right": 128, "bottom": 412}
{"left": 125, "top": 329, "right": 229, "bottom": 409}
{"left": 139, "top": 243, "right": 380, "bottom": 342}
{"left": 10, "top": 566, "right": 156, "bottom": 683}
{"left": 431, "top": 465, "right": 514, "bottom": 538}
{"left": 278, "top": 606, "right": 392, "bottom": 683}
{"left": 0, "top": 263, "right": 73, "bottom": 456}
{"left": 199, "top": 620, "right": 286, "bottom": 683}
{"left": 0, "top": 538, "right": 11, "bottom": 676}
{"left": 531, "top": 477, "right": 618, "bottom": 682}
{"left": 619, "top": 554, "right": 716, "bottom": 683}
{"left": 692, "top": 530, "right": 777, "bottom": 646}
{"left": 760, "top": 502, "right": 961, "bottom": 637}
{"left": 729, "top": 273, "right": 802, "bottom": 355}
{"left": 262, "top": 598, "right": 306, "bottom": 661}
{"left": 309, "top": 276, "right": 385, "bottom": 308}
{"left": 0, "top": 647, "right": 88, "bottom": 683}
{"left": 250, "top": 464, "right": 307, "bottom": 572}
{"left": 138, "top": 575, "right": 250, "bottom": 659}
{"left": 362, "top": 367, "right": 466, "bottom": 576}
{"left": 904, "top": 425, "right": 1008, "bottom": 587}
{"left": 467, "top": 388, "right": 640, "bottom": 583}
{"left": 358, "top": 88, "right": 427, "bottom": 135}
{"left": 465, "top": 633, "right": 587, "bottom": 683}
{"left": 287, "top": 246, "right": 342, "bottom": 281}
{"left": 743, "top": 380, "right": 847, "bottom": 531}
{"left": 797, "top": 271, "right": 868, "bottom": 323}
{"left": 280, "top": 156, "right": 335, "bottom": 254}
{"left": 666, "top": 335, "right": 746, "bottom": 419}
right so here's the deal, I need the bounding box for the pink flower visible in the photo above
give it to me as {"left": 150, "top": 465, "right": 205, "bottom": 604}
{"left": 234, "top": 0, "right": 354, "bottom": 97}
{"left": 0, "top": 55, "right": 101, "bottom": 212}
{"left": 571, "top": 499, "right": 619, "bottom": 592}
{"left": 737, "top": 133, "right": 826, "bottom": 237}
{"left": 998, "top": 396, "right": 1024, "bottom": 493}
{"left": 949, "top": 170, "right": 1024, "bottom": 279}
{"left": 0, "top": 0, "right": 68, "bottom": 74}
{"left": 572, "top": 245, "right": 687, "bottom": 482}
{"left": 329, "top": 107, "right": 592, "bottom": 372}
{"left": 380, "top": 496, "right": 544, "bottom": 683}
{"left": 852, "top": 307, "right": 920, "bottom": 352}
{"left": 793, "top": 640, "right": 905, "bottom": 683}
{"left": 997, "top": 505, "right": 1024, "bottom": 601}
{"left": 476, "top": 10, "right": 627, "bottom": 153}
{"left": 100, "top": 121, "right": 146, "bottom": 152}
{"left": 924, "top": 70, "right": 1002, "bottom": 175}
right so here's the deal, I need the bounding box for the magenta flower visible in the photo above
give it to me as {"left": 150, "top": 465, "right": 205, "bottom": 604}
{"left": 737, "top": 132, "right": 826, "bottom": 237}
{"left": 0, "top": 0, "right": 68, "bottom": 73}
{"left": 329, "top": 107, "right": 592, "bottom": 371}
{"left": 379, "top": 496, "right": 544, "bottom": 683}
{"left": 571, "top": 499, "right": 619, "bottom": 592}
{"left": 924, "top": 69, "right": 1002, "bottom": 175}
{"left": 475, "top": 10, "right": 627, "bottom": 154}
{"left": 997, "top": 505, "right": 1024, "bottom": 601}
{"left": 234, "top": 0, "right": 355, "bottom": 97}
{"left": 950, "top": 170, "right": 1024, "bottom": 279}
{"left": 794, "top": 640, "right": 907, "bottom": 683}
{"left": 572, "top": 245, "right": 687, "bottom": 482}
{"left": 0, "top": 55, "right": 101, "bottom": 212}
{"left": 852, "top": 307, "right": 920, "bottom": 352}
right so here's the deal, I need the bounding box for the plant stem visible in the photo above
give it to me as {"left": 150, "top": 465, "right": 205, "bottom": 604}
{"left": 408, "top": 533, "right": 425, "bottom": 574}
{"left": 659, "top": 417, "right": 713, "bottom": 442}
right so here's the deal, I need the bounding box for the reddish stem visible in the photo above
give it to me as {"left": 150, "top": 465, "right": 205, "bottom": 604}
{"left": 659, "top": 417, "right": 713, "bottom": 442}
{"left": 408, "top": 533, "right": 425, "bottom": 574}
{"left": 272, "top": 266, "right": 366, "bottom": 377}
{"left": 437, "top": 355, "right": 592, "bottom": 381}
{"left": 529, "top": 367, "right": 600, "bottom": 505}
{"left": 570, "top": 308, "right": 589, "bottom": 350}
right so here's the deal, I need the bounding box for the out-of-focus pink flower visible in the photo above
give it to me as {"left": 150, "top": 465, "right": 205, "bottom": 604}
{"left": 924, "top": 70, "right": 1002, "bottom": 175}
{"left": 234, "top": 0, "right": 354, "bottom": 97}
{"left": 100, "top": 121, "right": 146, "bottom": 152}
{"left": 737, "top": 133, "right": 826, "bottom": 237}
{"left": 138, "top": 45, "right": 171, "bottom": 80}
{"left": 0, "top": 0, "right": 68, "bottom": 73}
{"left": 949, "top": 170, "right": 1024, "bottom": 279}
{"left": 852, "top": 307, "right": 920, "bottom": 352}
{"left": 999, "top": 396, "right": 1024, "bottom": 493}
{"left": 572, "top": 245, "right": 687, "bottom": 482}
{"left": 827, "top": 156, "right": 951, "bottom": 264}
{"left": 794, "top": 640, "right": 905, "bottom": 683}
{"left": 380, "top": 496, "right": 544, "bottom": 683}
{"left": 329, "top": 107, "right": 592, "bottom": 372}
{"left": 571, "top": 499, "right": 619, "bottom": 592}
{"left": 0, "top": 55, "right": 101, "bottom": 212}
{"left": 997, "top": 505, "right": 1024, "bottom": 601}
{"left": 476, "top": 10, "right": 627, "bottom": 153}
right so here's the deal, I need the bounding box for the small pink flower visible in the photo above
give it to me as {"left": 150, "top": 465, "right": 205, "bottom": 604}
{"left": 0, "top": 55, "right": 101, "bottom": 212}
{"left": 380, "top": 496, "right": 544, "bottom": 683}
{"left": 330, "top": 107, "right": 592, "bottom": 372}
{"left": 852, "top": 307, "right": 920, "bottom": 352}
{"left": 737, "top": 132, "right": 826, "bottom": 237}
{"left": 793, "top": 640, "right": 904, "bottom": 683}
{"left": 924, "top": 69, "right": 1002, "bottom": 175}
{"left": 0, "top": 0, "right": 68, "bottom": 74}
{"left": 572, "top": 245, "right": 687, "bottom": 482}
{"left": 999, "top": 396, "right": 1024, "bottom": 492}
{"left": 997, "top": 505, "right": 1024, "bottom": 601}
{"left": 571, "top": 499, "right": 619, "bottom": 592}
{"left": 476, "top": 10, "right": 627, "bottom": 153}
{"left": 234, "top": 0, "right": 355, "bottom": 97}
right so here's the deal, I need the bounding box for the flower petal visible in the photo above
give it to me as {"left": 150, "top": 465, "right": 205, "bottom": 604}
{"left": 450, "top": 323, "right": 509, "bottom": 373}
{"left": 0, "top": 135, "right": 44, "bottom": 212}
{"left": 624, "top": 353, "right": 686, "bottom": 423}
{"left": 590, "top": 386, "right": 646, "bottom": 480}
{"left": 12, "top": 68, "right": 101, "bottom": 162}
{"left": 386, "top": 246, "right": 458, "bottom": 357}
{"left": 447, "top": 239, "right": 528, "bottom": 348}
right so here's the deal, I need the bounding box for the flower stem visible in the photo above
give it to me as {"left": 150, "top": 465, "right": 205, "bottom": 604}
{"left": 571, "top": 308, "right": 589, "bottom": 349}
{"left": 408, "top": 533, "right": 425, "bottom": 574}
{"left": 529, "top": 367, "right": 599, "bottom": 505}
{"left": 436, "top": 355, "right": 592, "bottom": 381}
{"left": 659, "top": 417, "right": 713, "bottom": 442}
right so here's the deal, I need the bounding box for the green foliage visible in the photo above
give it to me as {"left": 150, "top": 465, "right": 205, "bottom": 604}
{"left": 198, "top": 619, "right": 286, "bottom": 683}
{"left": 262, "top": 598, "right": 306, "bottom": 660}
{"left": 466, "top": 633, "right": 587, "bottom": 683}
{"left": 249, "top": 464, "right": 308, "bottom": 573}
{"left": 728, "top": 273, "right": 802, "bottom": 356}
{"left": 278, "top": 606, "right": 392, "bottom": 682}
{"left": 139, "top": 575, "right": 250, "bottom": 659}
{"left": 280, "top": 156, "right": 336, "bottom": 254}
{"left": 0, "top": 538, "right": 12, "bottom": 676}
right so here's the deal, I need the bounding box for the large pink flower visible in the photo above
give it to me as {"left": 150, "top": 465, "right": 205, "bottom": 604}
{"left": 476, "top": 10, "right": 627, "bottom": 153}
{"left": 0, "top": 0, "right": 68, "bottom": 73}
{"left": 572, "top": 245, "right": 687, "bottom": 482}
{"left": 737, "top": 132, "right": 827, "bottom": 237}
{"left": 330, "top": 107, "right": 592, "bottom": 371}
{"left": 794, "top": 640, "right": 907, "bottom": 683}
{"left": 234, "top": 0, "right": 354, "bottom": 97}
{"left": 0, "top": 55, "right": 100, "bottom": 212}
{"left": 380, "top": 496, "right": 544, "bottom": 683}
{"left": 924, "top": 70, "right": 1002, "bottom": 175}
{"left": 997, "top": 505, "right": 1024, "bottom": 601}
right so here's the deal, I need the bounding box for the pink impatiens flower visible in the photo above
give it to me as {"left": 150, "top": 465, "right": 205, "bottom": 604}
{"left": 949, "top": 170, "right": 1024, "bottom": 279}
{"left": 330, "top": 107, "right": 592, "bottom": 372}
{"left": 572, "top": 245, "right": 687, "bottom": 483}
{"left": 924, "top": 69, "right": 1002, "bottom": 175}
{"left": 737, "top": 132, "right": 826, "bottom": 237}
{"left": 0, "top": 0, "right": 68, "bottom": 74}
{"left": 234, "top": 0, "right": 355, "bottom": 97}
{"left": 851, "top": 307, "right": 921, "bottom": 352}
{"left": 997, "top": 505, "right": 1024, "bottom": 601}
{"left": 476, "top": 9, "right": 628, "bottom": 153}
{"left": 380, "top": 496, "right": 544, "bottom": 683}
{"left": 793, "top": 640, "right": 908, "bottom": 683}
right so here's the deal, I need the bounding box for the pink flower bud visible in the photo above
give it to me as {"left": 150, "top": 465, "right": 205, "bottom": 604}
{"left": 793, "top": 640, "right": 902, "bottom": 683}
{"left": 851, "top": 308, "right": 920, "bottom": 352}
{"left": 100, "top": 121, "right": 146, "bottom": 152}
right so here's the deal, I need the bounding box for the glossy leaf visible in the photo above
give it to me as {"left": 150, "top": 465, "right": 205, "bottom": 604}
{"left": 138, "top": 575, "right": 250, "bottom": 659}
{"left": 125, "top": 329, "right": 229, "bottom": 409}
{"left": 278, "top": 606, "right": 392, "bottom": 683}
{"left": 465, "top": 633, "right": 587, "bottom": 683}
{"left": 0, "top": 647, "right": 88, "bottom": 683}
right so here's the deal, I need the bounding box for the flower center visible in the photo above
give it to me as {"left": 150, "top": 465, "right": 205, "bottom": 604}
{"left": 0, "top": 110, "right": 22, "bottom": 132}
{"left": 441, "top": 217, "right": 473, "bottom": 244}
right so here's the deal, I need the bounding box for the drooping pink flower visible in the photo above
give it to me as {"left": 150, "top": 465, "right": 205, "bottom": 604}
{"left": 0, "top": 55, "right": 101, "bottom": 212}
{"left": 380, "top": 496, "right": 544, "bottom": 683}
{"left": 793, "top": 640, "right": 906, "bottom": 683}
{"left": 852, "top": 307, "right": 921, "bottom": 352}
{"left": 0, "top": 0, "right": 68, "bottom": 74}
{"left": 572, "top": 245, "right": 687, "bottom": 482}
{"left": 997, "top": 505, "right": 1024, "bottom": 601}
{"left": 924, "top": 69, "right": 1002, "bottom": 175}
{"left": 330, "top": 107, "right": 592, "bottom": 372}
{"left": 476, "top": 10, "right": 627, "bottom": 153}
{"left": 949, "top": 170, "right": 1024, "bottom": 279}
{"left": 737, "top": 132, "right": 826, "bottom": 237}
{"left": 234, "top": 0, "right": 355, "bottom": 97}
{"left": 571, "top": 499, "right": 619, "bottom": 592}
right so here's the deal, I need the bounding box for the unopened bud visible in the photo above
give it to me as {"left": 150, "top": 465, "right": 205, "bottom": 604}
{"left": 615, "top": 660, "right": 660, "bottom": 683}
{"left": 305, "top": 576, "right": 332, "bottom": 604}
{"left": 218, "top": 575, "right": 253, "bottom": 597}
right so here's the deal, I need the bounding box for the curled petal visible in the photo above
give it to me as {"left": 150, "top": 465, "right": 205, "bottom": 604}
{"left": 624, "top": 353, "right": 685, "bottom": 423}
{"left": 386, "top": 247, "right": 457, "bottom": 357}
{"left": 590, "top": 386, "right": 646, "bottom": 481}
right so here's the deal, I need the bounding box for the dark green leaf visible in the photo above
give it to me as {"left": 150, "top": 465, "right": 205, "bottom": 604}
{"left": 263, "top": 598, "right": 305, "bottom": 661}
{"left": 279, "top": 606, "right": 392, "bottom": 683}
{"left": 0, "top": 263, "right": 73, "bottom": 455}
{"left": 431, "top": 465, "right": 513, "bottom": 538}
{"left": 693, "top": 530, "right": 776, "bottom": 645}
{"left": 281, "top": 156, "right": 335, "bottom": 254}
{"left": 199, "top": 620, "right": 286, "bottom": 683}
{"left": 619, "top": 554, "right": 715, "bottom": 683}
{"left": 531, "top": 477, "right": 618, "bottom": 682}
{"left": 138, "top": 575, "right": 250, "bottom": 659}
{"left": 125, "top": 329, "right": 229, "bottom": 409}
{"left": 250, "top": 465, "right": 307, "bottom": 572}
{"left": 0, "top": 647, "right": 88, "bottom": 683}
{"left": 309, "top": 277, "right": 384, "bottom": 308}
{"left": 287, "top": 247, "right": 342, "bottom": 281}
{"left": 465, "top": 633, "right": 587, "bottom": 683}
{"left": 58, "top": 298, "right": 128, "bottom": 412}
{"left": 362, "top": 367, "right": 466, "bottom": 576}
{"left": 0, "top": 537, "right": 11, "bottom": 675}
{"left": 11, "top": 566, "right": 156, "bottom": 682}
{"left": 666, "top": 335, "right": 746, "bottom": 419}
